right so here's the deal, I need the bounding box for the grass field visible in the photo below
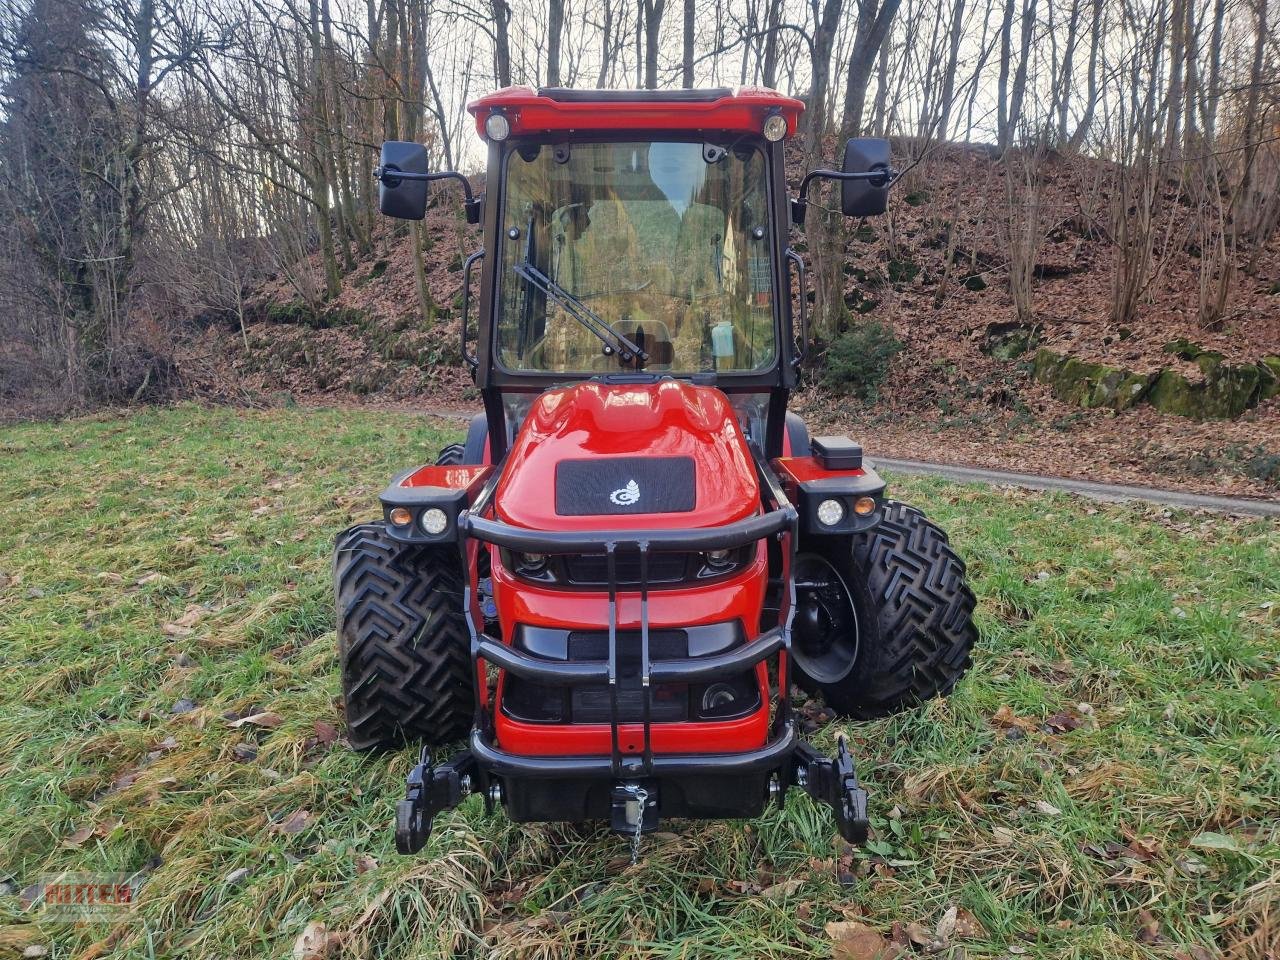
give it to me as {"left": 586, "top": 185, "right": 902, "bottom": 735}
{"left": 0, "top": 405, "right": 1276, "bottom": 960}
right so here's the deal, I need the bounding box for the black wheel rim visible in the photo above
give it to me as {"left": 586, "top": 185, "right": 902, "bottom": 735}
{"left": 790, "top": 552, "right": 859, "bottom": 684}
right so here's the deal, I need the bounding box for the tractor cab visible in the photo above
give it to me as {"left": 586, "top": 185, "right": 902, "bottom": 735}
{"left": 338, "top": 88, "right": 975, "bottom": 854}
{"left": 376, "top": 86, "right": 892, "bottom": 459}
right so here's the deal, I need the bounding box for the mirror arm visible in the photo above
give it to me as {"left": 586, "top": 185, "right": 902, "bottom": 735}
{"left": 791, "top": 166, "right": 898, "bottom": 224}
{"left": 374, "top": 166, "right": 483, "bottom": 224}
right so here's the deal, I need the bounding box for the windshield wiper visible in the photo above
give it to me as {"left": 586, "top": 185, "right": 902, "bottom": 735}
{"left": 512, "top": 260, "right": 648, "bottom": 365}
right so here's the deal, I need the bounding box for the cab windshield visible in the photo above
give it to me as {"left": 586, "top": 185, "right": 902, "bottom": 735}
{"left": 496, "top": 140, "right": 776, "bottom": 374}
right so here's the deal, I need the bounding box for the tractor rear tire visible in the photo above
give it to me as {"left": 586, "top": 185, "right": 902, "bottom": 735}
{"left": 334, "top": 523, "right": 473, "bottom": 750}
{"left": 792, "top": 501, "right": 977, "bottom": 720}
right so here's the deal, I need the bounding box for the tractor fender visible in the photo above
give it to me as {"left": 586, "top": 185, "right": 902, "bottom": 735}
{"left": 464, "top": 413, "right": 490, "bottom": 465}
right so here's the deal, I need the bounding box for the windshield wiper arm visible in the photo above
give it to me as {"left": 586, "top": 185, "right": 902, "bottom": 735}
{"left": 512, "top": 261, "right": 648, "bottom": 364}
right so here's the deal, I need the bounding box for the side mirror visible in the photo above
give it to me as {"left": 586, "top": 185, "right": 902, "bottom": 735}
{"left": 378, "top": 141, "right": 429, "bottom": 220}
{"left": 841, "top": 138, "right": 891, "bottom": 217}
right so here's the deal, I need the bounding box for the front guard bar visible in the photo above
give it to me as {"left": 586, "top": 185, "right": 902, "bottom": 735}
{"left": 392, "top": 458, "right": 871, "bottom": 852}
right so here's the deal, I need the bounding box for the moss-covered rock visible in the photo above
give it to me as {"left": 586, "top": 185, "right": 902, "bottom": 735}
{"left": 1032, "top": 346, "right": 1271, "bottom": 418}
{"left": 1147, "top": 358, "right": 1261, "bottom": 419}
{"left": 1256, "top": 356, "right": 1280, "bottom": 400}
{"left": 1163, "top": 337, "right": 1205, "bottom": 361}
{"left": 983, "top": 321, "right": 1039, "bottom": 360}
{"left": 1092, "top": 368, "right": 1158, "bottom": 410}
{"left": 1031, "top": 348, "right": 1155, "bottom": 411}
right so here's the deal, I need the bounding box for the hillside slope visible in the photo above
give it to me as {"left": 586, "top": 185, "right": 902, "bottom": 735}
{"left": 186, "top": 144, "right": 1280, "bottom": 498}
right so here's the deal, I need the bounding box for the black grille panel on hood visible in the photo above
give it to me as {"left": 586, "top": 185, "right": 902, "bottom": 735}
{"left": 555, "top": 456, "right": 696, "bottom": 515}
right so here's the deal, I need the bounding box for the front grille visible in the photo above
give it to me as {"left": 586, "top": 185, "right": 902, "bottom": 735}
{"left": 563, "top": 552, "right": 689, "bottom": 585}
{"left": 505, "top": 544, "right": 755, "bottom": 588}
{"left": 500, "top": 623, "right": 761, "bottom": 725}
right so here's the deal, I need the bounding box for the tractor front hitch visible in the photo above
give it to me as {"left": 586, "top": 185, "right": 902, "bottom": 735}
{"left": 794, "top": 736, "right": 870, "bottom": 845}
{"left": 395, "top": 748, "right": 480, "bottom": 854}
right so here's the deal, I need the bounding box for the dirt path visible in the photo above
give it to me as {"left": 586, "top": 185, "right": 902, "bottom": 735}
{"left": 869, "top": 457, "right": 1280, "bottom": 517}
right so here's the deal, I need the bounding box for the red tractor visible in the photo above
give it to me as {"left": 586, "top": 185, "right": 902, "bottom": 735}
{"left": 334, "top": 87, "right": 977, "bottom": 854}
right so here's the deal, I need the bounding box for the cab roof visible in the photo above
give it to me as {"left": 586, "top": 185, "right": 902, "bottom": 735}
{"left": 467, "top": 86, "right": 805, "bottom": 142}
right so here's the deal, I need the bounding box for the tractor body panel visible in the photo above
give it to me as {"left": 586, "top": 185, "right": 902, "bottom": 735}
{"left": 488, "top": 379, "right": 773, "bottom": 759}
{"left": 492, "top": 379, "right": 760, "bottom": 531}
{"left": 467, "top": 85, "right": 804, "bottom": 140}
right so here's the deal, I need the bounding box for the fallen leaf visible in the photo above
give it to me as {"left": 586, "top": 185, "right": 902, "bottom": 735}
{"left": 1135, "top": 908, "right": 1161, "bottom": 944}
{"left": 761, "top": 878, "right": 803, "bottom": 900}
{"left": 1034, "top": 800, "right": 1062, "bottom": 816}
{"left": 313, "top": 721, "right": 338, "bottom": 745}
{"left": 992, "top": 826, "right": 1017, "bottom": 846}
{"left": 954, "top": 907, "right": 986, "bottom": 939}
{"left": 1189, "top": 832, "right": 1239, "bottom": 852}
{"left": 354, "top": 854, "right": 378, "bottom": 875}
{"left": 230, "top": 711, "right": 283, "bottom": 729}
{"left": 904, "top": 921, "right": 933, "bottom": 946}
{"left": 935, "top": 905, "right": 958, "bottom": 942}
{"left": 277, "top": 809, "right": 311, "bottom": 834}
{"left": 162, "top": 605, "right": 205, "bottom": 636}
{"left": 826, "top": 921, "right": 892, "bottom": 960}
{"left": 1044, "top": 710, "right": 1084, "bottom": 732}
{"left": 292, "top": 921, "right": 341, "bottom": 960}
{"left": 991, "top": 705, "right": 1037, "bottom": 732}
{"left": 63, "top": 825, "right": 94, "bottom": 848}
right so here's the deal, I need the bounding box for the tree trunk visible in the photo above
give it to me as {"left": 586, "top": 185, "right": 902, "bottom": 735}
{"left": 642, "top": 0, "right": 666, "bottom": 89}
{"left": 1202, "top": 0, "right": 1226, "bottom": 141}
{"left": 1004, "top": 0, "right": 1037, "bottom": 151}
{"left": 762, "top": 0, "right": 781, "bottom": 86}
{"left": 1051, "top": 0, "right": 1081, "bottom": 144}
{"left": 492, "top": 0, "right": 512, "bottom": 87}
{"left": 996, "top": 0, "right": 1015, "bottom": 149}
{"left": 842, "top": 0, "right": 902, "bottom": 136}
{"left": 682, "top": 0, "right": 694, "bottom": 87}
{"left": 935, "top": 0, "right": 967, "bottom": 140}
{"left": 547, "top": 0, "right": 564, "bottom": 86}
{"left": 1067, "top": 0, "right": 1102, "bottom": 148}
{"left": 1164, "top": 0, "right": 1187, "bottom": 159}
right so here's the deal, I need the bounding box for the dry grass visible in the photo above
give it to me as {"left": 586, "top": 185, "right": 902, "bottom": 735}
{"left": 0, "top": 404, "right": 1276, "bottom": 959}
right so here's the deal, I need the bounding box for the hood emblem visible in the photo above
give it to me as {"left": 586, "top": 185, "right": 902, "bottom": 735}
{"left": 609, "top": 480, "right": 641, "bottom": 506}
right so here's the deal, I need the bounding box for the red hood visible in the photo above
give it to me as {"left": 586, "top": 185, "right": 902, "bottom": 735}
{"left": 494, "top": 380, "right": 760, "bottom": 531}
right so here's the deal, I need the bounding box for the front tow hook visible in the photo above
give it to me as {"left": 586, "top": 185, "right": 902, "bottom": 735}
{"left": 395, "top": 748, "right": 479, "bottom": 854}
{"left": 794, "top": 736, "right": 870, "bottom": 844}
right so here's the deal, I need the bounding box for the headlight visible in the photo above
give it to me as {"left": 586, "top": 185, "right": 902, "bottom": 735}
{"left": 816, "top": 498, "right": 845, "bottom": 526}
{"left": 704, "top": 549, "right": 733, "bottom": 569}
{"left": 763, "top": 113, "right": 788, "bottom": 142}
{"left": 484, "top": 112, "right": 510, "bottom": 141}
{"left": 420, "top": 508, "right": 449, "bottom": 535}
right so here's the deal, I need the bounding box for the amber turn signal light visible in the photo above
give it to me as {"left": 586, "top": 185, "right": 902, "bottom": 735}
{"left": 389, "top": 507, "right": 413, "bottom": 526}
{"left": 853, "top": 496, "right": 876, "bottom": 516}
